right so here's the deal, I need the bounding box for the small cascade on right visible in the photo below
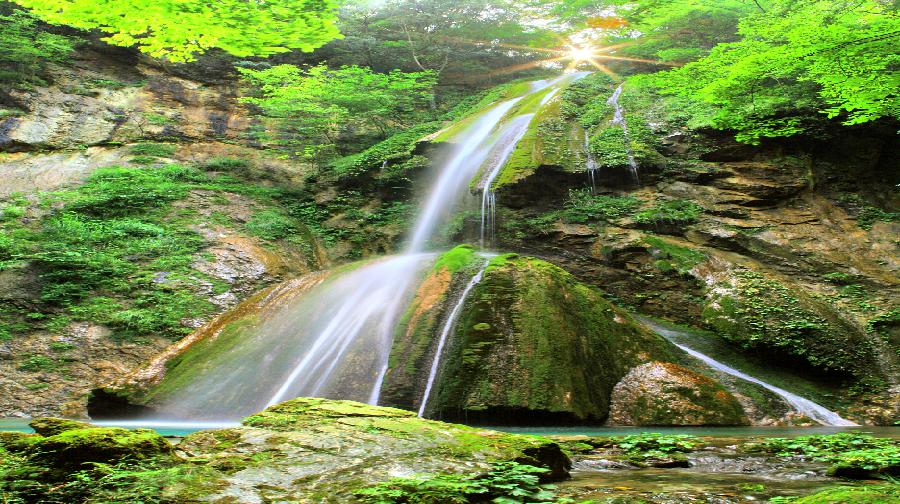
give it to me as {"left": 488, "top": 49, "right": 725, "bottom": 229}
{"left": 607, "top": 83, "right": 640, "bottom": 184}
{"left": 418, "top": 259, "right": 490, "bottom": 417}
{"left": 583, "top": 129, "right": 599, "bottom": 192}
{"left": 639, "top": 317, "right": 858, "bottom": 427}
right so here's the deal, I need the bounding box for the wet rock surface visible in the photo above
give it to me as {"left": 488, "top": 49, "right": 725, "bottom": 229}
{"left": 609, "top": 361, "right": 749, "bottom": 426}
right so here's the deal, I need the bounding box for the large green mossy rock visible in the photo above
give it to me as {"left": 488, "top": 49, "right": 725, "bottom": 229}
{"left": 793, "top": 485, "right": 900, "bottom": 503}
{"left": 178, "top": 397, "right": 571, "bottom": 502}
{"left": 428, "top": 254, "right": 678, "bottom": 423}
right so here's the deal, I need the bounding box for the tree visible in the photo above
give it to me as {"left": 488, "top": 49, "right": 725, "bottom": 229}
{"left": 238, "top": 64, "right": 437, "bottom": 158}
{"left": 319, "top": 0, "right": 558, "bottom": 84}
{"left": 0, "top": 9, "right": 75, "bottom": 87}
{"left": 11, "top": 0, "right": 342, "bottom": 62}
{"left": 653, "top": 0, "right": 900, "bottom": 142}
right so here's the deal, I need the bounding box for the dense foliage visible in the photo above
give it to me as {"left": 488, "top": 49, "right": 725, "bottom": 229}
{"left": 11, "top": 0, "right": 341, "bottom": 61}
{"left": 239, "top": 64, "right": 437, "bottom": 158}
{"left": 0, "top": 9, "right": 74, "bottom": 87}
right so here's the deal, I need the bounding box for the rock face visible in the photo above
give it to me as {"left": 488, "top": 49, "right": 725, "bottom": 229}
{"left": 608, "top": 361, "right": 749, "bottom": 426}
{"left": 425, "top": 254, "right": 679, "bottom": 423}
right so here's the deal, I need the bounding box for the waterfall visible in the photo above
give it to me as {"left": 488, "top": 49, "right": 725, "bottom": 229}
{"left": 478, "top": 114, "right": 534, "bottom": 248}
{"left": 153, "top": 76, "right": 582, "bottom": 420}
{"left": 607, "top": 84, "right": 640, "bottom": 184}
{"left": 418, "top": 260, "right": 490, "bottom": 417}
{"left": 639, "top": 318, "right": 858, "bottom": 427}
{"left": 584, "top": 129, "right": 599, "bottom": 192}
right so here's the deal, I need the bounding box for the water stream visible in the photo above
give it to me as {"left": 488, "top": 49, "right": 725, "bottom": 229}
{"left": 418, "top": 260, "right": 490, "bottom": 416}
{"left": 607, "top": 84, "right": 640, "bottom": 184}
{"left": 638, "top": 318, "right": 858, "bottom": 427}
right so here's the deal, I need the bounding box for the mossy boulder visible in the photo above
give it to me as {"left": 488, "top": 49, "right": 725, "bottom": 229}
{"left": 178, "top": 397, "right": 571, "bottom": 502}
{"left": 608, "top": 361, "right": 749, "bottom": 425}
{"left": 26, "top": 426, "right": 174, "bottom": 469}
{"left": 29, "top": 417, "right": 94, "bottom": 436}
{"left": 428, "top": 254, "right": 678, "bottom": 423}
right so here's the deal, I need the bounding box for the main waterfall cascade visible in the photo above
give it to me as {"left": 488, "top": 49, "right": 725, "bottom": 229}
{"left": 152, "top": 74, "right": 585, "bottom": 421}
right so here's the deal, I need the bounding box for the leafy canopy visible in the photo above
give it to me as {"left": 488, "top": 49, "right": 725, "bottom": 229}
{"left": 11, "top": 0, "right": 342, "bottom": 62}
{"left": 0, "top": 9, "right": 75, "bottom": 86}
{"left": 640, "top": 0, "right": 900, "bottom": 142}
{"left": 239, "top": 64, "right": 437, "bottom": 158}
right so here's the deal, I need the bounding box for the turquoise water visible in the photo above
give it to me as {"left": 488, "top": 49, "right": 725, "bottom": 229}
{"left": 0, "top": 418, "right": 238, "bottom": 437}
{"left": 4, "top": 417, "right": 898, "bottom": 439}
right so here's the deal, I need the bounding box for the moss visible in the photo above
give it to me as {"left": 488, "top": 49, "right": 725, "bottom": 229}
{"left": 432, "top": 244, "right": 478, "bottom": 274}
{"left": 634, "top": 199, "right": 703, "bottom": 230}
{"left": 644, "top": 235, "right": 707, "bottom": 273}
{"left": 27, "top": 426, "right": 174, "bottom": 469}
{"left": 28, "top": 418, "right": 93, "bottom": 437}
{"left": 702, "top": 268, "right": 880, "bottom": 383}
{"left": 431, "top": 255, "right": 676, "bottom": 422}
{"left": 792, "top": 485, "right": 900, "bottom": 504}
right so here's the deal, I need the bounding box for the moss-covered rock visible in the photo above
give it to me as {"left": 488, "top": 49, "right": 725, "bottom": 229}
{"left": 429, "top": 254, "right": 678, "bottom": 423}
{"left": 608, "top": 361, "right": 749, "bottom": 425}
{"left": 27, "top": 426, "right": 174, "bottom": 469}
{"left": 28, "top": 417, "right": 94, "bottom": 437}
{"left": 792, "top": 485, "right": 900, "bottom": 503}
{"left": 700, "top": 266, "right": 885, "bottom": 386}
{"left": 177, "top": 397, "right": 571, "bottom": 501}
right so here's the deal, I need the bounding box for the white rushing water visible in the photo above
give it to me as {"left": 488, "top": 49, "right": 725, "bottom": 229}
{"left": 584, "top": 129, "right": 599, "bottom": 192}
{"left": 418, "top": 260, "right": 490, "bottom": 416}
{"left": 479, "top": 114, "right": 534, "bottom": 247}
{"left": 156, "top": 75, "right": 585, "bottom": 420}
{"left": 641, "top": 319, "right": 858, "bottom": 427}
{"left": 607, "top": 84, "right": 640, "bottom": 184}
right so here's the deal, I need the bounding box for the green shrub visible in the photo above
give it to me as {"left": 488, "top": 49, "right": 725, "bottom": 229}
{"left": 143, "top": 113, "right": 171, "bottom": 126}
{"left": 245, "top": 210, "right": 296, "bottom": 241}
{"left": 0, "top": 10, "right": 76, "bottom": 87}
{"left": 634, "top": 199, "right": 703, "bottom": 227}
{"left": 18, "top": 355, "right": 59, "bottom": 372}
{"left": 561, "top": 189, "right": 640, "bottom": 223}
{"left": 746, "top": 433, "right": 900, "bottom": 479}
{"left": 204, "top": 157, "right": 250, "bottom": 171}
{"left": 613, "top": 433, "right": 697, "bottom": 455}
{"left": 129, "top": 143, "right": 176, "bottom": 157}
{"left": 330, "top": 122, "right": 441, "bottom": 178}
{"left": 354, "top": 462, "right": 556, "bottom": 504}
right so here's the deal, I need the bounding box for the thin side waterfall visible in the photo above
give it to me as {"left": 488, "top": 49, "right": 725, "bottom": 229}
{"left": 479, "top": 113, "right": 534, "bottom": 248}
{"left": 584, "top": 129, "right": 599, "bottom": 192}
{"left": 640, "top": 318, "right": 858, "bottom": 426}
{"left": 152, "top": 76, "right": 579, "bottom": 420}
{"left": 608, "top": 84, "right": 640, "bottom": 184}
{"left": 418, "top": 260, "right": 490, "bottom": 417}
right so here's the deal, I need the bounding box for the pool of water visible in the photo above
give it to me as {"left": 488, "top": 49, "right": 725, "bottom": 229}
{"left": 4, "top": 417, "right": 898, "bottom": 439}
{"left": 0, "top": 418, "right": 239, "bottom": 437}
